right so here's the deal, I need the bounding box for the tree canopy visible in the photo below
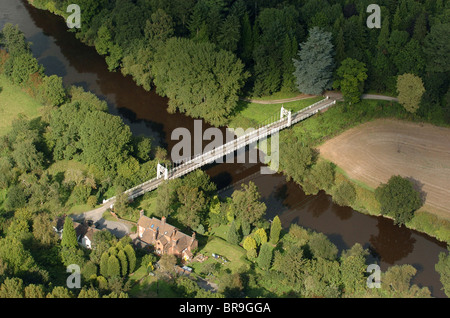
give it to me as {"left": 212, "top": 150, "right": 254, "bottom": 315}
{"left": 229, "top": 182, "right": 267, "bottom": 226}
{"left": 293, "top": 27, "right": 335, "bottom": 95}
{"left": 397, "top": 73, "right": 426, "bottom": 114}
{"left": 333, "top": 58, "right": 368, "bottom": 104}
{"left": 375, "top": 175, "right": 423, "bottom": 226}
{"left": 61, "top": 217, "right": 78, "bottom": 249}
{"left": 153, "top": 37, "right": 248, "bottom": 126}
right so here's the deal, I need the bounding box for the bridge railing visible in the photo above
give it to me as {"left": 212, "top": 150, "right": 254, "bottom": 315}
{"left": 104, "top": 98, "right": 337, "bottom": 204}
{"left": 170, "top": 116, "right": 287, "bottom": 174}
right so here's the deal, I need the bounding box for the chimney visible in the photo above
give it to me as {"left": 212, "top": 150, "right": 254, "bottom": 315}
{"left": 161, "top": 216, "right": 166, "bottom": 226}
{"left": 139, "top": 210, "right": 144, "bottom": 218}
{"left": 171, "top": 230, "right": 177, "bottom": 247}
{"left": 191, "top": 232, "right": 196, "bottom": 245}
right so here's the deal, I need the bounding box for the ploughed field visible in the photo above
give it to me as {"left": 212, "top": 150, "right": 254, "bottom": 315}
{"left": 318, "top": 119, "right": 450, "bottom": 219}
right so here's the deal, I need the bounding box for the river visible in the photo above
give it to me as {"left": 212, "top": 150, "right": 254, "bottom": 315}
{"left": 1, "top": 0, "right": 447, "bottom": 297}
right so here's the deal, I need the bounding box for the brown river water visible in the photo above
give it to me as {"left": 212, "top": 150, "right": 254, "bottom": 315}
{"left": 1, "top": 0, "right": 447, "bottom": 297}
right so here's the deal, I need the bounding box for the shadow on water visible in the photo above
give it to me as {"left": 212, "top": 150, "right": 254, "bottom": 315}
{"left": 210, "top": 171, "right": 233, "bottom": 191}
{"left": 332, "top": 204, "right": 354, "bottom": 221}
{"left": 273, "top": 183, "right": 288, "bottom": 202}
{"left": 328, "top": 233, "right": 349, "bottom": 252}
{"left": 369, "top": 218, "right": 416, "bottom": 265}
{"left": 308, "top": 192, "right": 331, "bottom": 219}
{"left": 27, "top": 31, "right": 50, "bottom": 58}
{"left": 39, "top": 55, "right": 67, "bottom": 77}
{"left": 70, "top": 81, "right": 90, "bottom": 92}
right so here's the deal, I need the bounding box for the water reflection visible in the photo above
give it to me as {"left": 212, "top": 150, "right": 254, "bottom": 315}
{"left": 308, "top": 192, "right": 331, "bottom": 218}
{"left": 332, "top": 203, "right": 353, "bottom": 221}
{"left": 328, "top": 233, "right": 349, "bottom": 251}
{"left": 27, "top": 31, "right": 50, "bottom": 57}
{"left": 370, "top": 218, "right": 417, "bottom": 264}
{"left": 39, "top": 55, "right": 68, "bottom": 77}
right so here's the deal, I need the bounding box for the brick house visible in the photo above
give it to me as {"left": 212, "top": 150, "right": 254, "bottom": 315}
{"left": 137, "top": 214, "right": 198, "bottom": 261}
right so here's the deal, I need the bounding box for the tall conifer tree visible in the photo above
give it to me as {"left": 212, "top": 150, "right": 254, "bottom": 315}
{"left": 61, "top": 217, "right": 78, "bottom": 248}
{"left": 293, "top": 27, "right": 335, "bottom": 95}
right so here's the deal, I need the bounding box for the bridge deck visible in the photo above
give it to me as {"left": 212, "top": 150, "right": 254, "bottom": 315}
{"left": 105, "top": 97, "right": 337, "bottom": 204}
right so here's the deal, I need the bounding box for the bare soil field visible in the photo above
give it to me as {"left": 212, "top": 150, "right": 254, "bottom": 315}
{"left": 318, "top": 119, "right": 450, "bottom": 219}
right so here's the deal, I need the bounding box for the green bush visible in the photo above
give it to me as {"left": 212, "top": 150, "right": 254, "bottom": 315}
{"left": 375, "top": 175, "right": 423, "bottom": 226}
{"left": 331, "top": 180, "right": 356, "bottom": 207}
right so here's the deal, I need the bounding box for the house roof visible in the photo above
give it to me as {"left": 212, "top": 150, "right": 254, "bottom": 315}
{"left": 73, "top": 222, "right": 88, "bottom": 240}
{"left": 138, "top": 215, "right": 178, "bottom": 238}
{"left": 54, "top": 216, "right": 66, "bottom": 232}
{"left": 137, "top": 215, "right": 197, "bottom": 253}
{"left": 141, "top": 229, "right": 154, "bottom": 244}
{"left": 84, "top": 227, "right": 100, "bottom": 241}
{"left": 174, "top": 236, "right": 189, "bottom": 253}
{"left": 137, "top": 215, "right": 154, "bottom": 229}
{"left": 159, "top": 235, "right": 169, "bottom": 247}
{"left": 55, "top": 217, "right": 100, "bottom": 243}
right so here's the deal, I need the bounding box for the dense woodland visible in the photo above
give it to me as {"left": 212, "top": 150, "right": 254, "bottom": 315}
{"left": 30, "top": 0, "right": 449, "bottom": 126}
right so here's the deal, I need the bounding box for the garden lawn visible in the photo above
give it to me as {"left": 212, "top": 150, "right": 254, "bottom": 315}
{"left": 131, "top": 191, "right": 158, "bottom": 219}
{"left": 0, "top": 74, "right": 43, "bottom": 136}
{"left": 128, "top": 274, "right": 178, "bottom": 298}
{"left": 192, "top": 236, "right": 250, "bottom": 275}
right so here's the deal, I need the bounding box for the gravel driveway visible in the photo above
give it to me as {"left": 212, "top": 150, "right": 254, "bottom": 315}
{"left": 72, "top": 201, "right": 132, "bottom": 238}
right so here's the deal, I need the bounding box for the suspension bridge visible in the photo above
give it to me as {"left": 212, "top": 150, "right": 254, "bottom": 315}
{"left": 102, "top": 96, "right": 337, "bottom": 207}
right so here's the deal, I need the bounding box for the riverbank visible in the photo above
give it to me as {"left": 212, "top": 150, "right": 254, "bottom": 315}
{"left": 319, "top": 119, "right": 450, "bottom": 219}
{"left": 329, "top": 163, "right": 450, "bottom": 244}
{"left": 229, "top": 100, "right": 450, "bottom": 244}
{"left": 229, "top": 91, "right": 450, "bottom": 244}
{"left": 223, "top": 88, "right": 450, "bottom": 244}
{"left": 279, "top": 100, "right": 450, "bottom": 244}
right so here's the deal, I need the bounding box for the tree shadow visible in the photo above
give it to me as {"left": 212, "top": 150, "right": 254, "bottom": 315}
{"left": 71, "top": 81, "right": 90, "bottom": 92}
{"left": 369, "top": 217, "right": 416, "bottom": 264}
{"left": 273, "top": 183, "right": 288, "bottom": 203}
{"left": 332, "top": 203, "right": 353, "bottom": 221}
{"left": 229, "top": 100, "right": 251, "bottom": 118}
{"left": 39, "top": 55, "right": 67, "bottom": 78}
{"left": 27, "top": 31, "right": 51, "bottom": 59}
{"left": 210, "top": 171, "right": 233, "bottom": 192}
{"left": 405, "top": 177, "right": 427, "bottom": 205}
{"left": 328, "top": 233, "right": 349, "bottom": 253}
{"left": 306, "top": 192, "right": 330, "bottom": 219}
{"left": 94, "top": 218, "right": 127, "bottom": 238}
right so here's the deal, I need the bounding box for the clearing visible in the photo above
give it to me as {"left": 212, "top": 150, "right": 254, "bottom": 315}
{"left": 318, "top": 119, "right": 450, "bottom": 219}
{"left": 0, "top": 74, "right": 43, "bottom": 136}
{"left": 228, "top": 96, "right": 323, "bottom": 129}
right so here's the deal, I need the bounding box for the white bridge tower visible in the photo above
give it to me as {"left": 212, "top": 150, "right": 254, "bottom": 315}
{"left": 157, "top": 163, "right": 169, "bottom": 180}
{"left": 280, "top": 105, "right": 292, "bottom": 127}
